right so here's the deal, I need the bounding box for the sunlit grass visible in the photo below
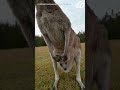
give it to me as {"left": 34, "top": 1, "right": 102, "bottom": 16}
{"left": 35, "top": 43, "right": 85, "bottom": 90}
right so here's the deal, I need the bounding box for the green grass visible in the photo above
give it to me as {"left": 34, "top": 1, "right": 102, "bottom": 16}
{"left": 35, "top": 43, "right": 85, "bottom": 90}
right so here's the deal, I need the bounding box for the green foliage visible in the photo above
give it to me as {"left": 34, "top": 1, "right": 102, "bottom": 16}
{"left": 100, "top": 10, "right": 120, "bottom": 39}
{"left": 35, "top": 31, "right": 85, "bottom": 47}
{"left": 35, "top": 36, "right": 46, "bottom": 47}
{"left": 0, "top": 22, "right": 28, "bottom": 49}
{"left": 77, "top": 31, "right": 85, "bottom": 43}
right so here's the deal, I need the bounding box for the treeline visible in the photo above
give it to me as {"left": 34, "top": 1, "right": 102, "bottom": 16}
{"left": 100, "top": 10, "right": 120, "bottom": 39}
{"left": 1, "top": 10, "right": 119, "bottom": 48}
{"left": 0, "top": 22, "right": 28, "bottom": 49}
{"left": 35, "top": 31, "right": 85, "bottom": 47}
{"left": 77, "top": 31, "right": 85, "bottom": 43}
{"left": 35, "top": 36, "right": 46, "bottom": 47}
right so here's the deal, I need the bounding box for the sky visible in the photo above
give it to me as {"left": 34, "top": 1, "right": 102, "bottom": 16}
{"left": 87, "top": 0, "right": 120, "bottom": 19}
{"left": 35, "top": 0, "right": 85, "bottom": 36}
{"left": 0, "top": 0, "right": 16, "bottom": 24}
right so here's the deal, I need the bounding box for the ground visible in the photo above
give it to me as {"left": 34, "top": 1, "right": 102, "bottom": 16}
{"left": 109, "top": 40, "right": 120, "bottom": 90}
{"left": 35, "top": 43, "right": 85, "bottom": 90}
{"left": 0, "top": 40, "right": 119, "bottom": 90}
{"left": 0, "top": 48, "right": 34, "bottom": 90}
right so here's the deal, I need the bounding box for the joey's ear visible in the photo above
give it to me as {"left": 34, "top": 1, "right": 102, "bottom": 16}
{"left": 62, "top": 55, "right": 67, "bottom": 61}
{"left": 53, "top": 55, "right": 61, "bottom": 62}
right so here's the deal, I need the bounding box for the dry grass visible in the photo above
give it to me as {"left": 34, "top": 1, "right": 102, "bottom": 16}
{"left": 92, "top": 40, "right": 120, "bottom": 90}
{"left": 0, "top": 40, "right": 120, "bottom": 90}
{"left": 109, "top": 40, "right": 120, "bottom": 90}
{"left": 0, "top": 48, "right": 34, "bottom": 90}
{"left": 35, "top": 43, "right": 85, "bottom": 90}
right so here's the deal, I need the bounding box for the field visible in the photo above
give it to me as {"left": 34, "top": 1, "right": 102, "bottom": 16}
{"left": 0, "top": 40, "right": 119, "bottom": 90}
{"left": 109, "top": 40, "right": 120, "bottom": 90}
{"left": 35, "top": 43, "right": 85, "bottom": 90}
{"left": 36, "top": 40, "right": 120, "bottom": 90}
{"left": 0, "top": 48, "right": 34, "bottom": 90}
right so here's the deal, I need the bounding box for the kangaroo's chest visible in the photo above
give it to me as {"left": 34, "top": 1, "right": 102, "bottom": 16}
{"left": 40, "top": 15, "right": 66, "bottom": 48}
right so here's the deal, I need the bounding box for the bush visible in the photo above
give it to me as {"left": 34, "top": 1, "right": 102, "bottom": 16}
{"left": 100, "top": 10, "right": 120, "bottom": 39}
{"left": 0, "top": 22, "right": 28, "bottom": 49}
{"left": 77, "top": 31, "right": 85, "bottom": 43}
{"left": 35, "top": 31, "right": 85, "bottom": 47}
{"left": 35, "top": 36, "right": 46, "bottom": 47}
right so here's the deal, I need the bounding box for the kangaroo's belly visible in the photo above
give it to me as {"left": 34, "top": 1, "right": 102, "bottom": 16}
{"left": 47, "top": 30, "right": 65, "bottom": 48}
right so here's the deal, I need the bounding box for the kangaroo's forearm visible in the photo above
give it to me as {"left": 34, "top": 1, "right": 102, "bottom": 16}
{"left": 63, "top": 29, "right": 71, "bottom": 56}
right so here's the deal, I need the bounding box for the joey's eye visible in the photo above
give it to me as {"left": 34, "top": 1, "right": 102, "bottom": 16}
{"left": 60, "top": 63, "right": 62, "bottom": 66}
{"left": 65, "top": 62, "right": 67, "bottom": 64}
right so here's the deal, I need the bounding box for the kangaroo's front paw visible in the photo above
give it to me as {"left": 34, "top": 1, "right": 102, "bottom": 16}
{"left": 53, "top": 55, "right": 61, "bottom": 62}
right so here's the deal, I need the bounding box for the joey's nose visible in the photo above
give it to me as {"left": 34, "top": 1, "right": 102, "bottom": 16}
{"left": 64, "top": 68, "right": 67, "bottom": 70}
{"left": 60, "top": 63, "right": 62, "bottom": 66}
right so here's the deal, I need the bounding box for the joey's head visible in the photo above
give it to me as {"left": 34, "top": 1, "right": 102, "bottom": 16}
{"left": 53, "top": 55, "right": 68, "bottom": 70}
{"left": 59, "top": 55, "right": 68, "bottom": 71}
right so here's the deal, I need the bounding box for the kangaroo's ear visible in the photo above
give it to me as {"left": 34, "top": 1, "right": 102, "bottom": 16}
{"left": 53, "top": 55, "right": 61, "bottom": 62}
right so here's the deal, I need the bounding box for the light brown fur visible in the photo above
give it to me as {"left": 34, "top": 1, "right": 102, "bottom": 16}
{"left": 36, "top": 0, "right": 84, "bottom": 90}
{"left": 36, "top": 0, "right": 80, "bottom": 67}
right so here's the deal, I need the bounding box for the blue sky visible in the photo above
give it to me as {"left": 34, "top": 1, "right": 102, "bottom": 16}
{"left": 35, "top": 0, "right": 85, "bottom": 36}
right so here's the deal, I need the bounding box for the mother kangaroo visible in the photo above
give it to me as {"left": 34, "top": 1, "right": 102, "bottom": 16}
{"left": 36, "top": 0, "right": 85, "bottom": 90}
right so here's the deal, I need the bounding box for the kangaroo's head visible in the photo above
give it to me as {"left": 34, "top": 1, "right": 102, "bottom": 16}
{"left": 36, "top": 0, "right": 55, "bottom": 8}
{"left": 36, "top": 0, "right": 58, "bottom": 16}
{"left": 36, "top": 0, "right": 54, "bottom": 3}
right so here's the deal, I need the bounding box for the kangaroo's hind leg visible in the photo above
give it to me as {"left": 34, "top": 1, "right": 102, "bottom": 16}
{"left": 75, "top": 50, "right": 85, "bottom": 90}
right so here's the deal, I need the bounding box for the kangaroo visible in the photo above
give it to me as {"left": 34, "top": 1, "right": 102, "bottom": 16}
{"left": 85, "top": 4, "right": 111, "bottom": 90}
{"left": 36, "top": 0, "right": 85, "bottom": 90}
{"left": 7, "top": 0, "right": 35, "bottom": 48}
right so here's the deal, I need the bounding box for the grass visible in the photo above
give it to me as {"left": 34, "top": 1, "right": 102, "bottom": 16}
{"left": 109, "top": 40, "right": 120, "bottom": 90}
{"left": 0, "top": 48, "right": 34, "bottom": 90}
{"left": 0, "top": 40, "right": 120, "bottom": 90}
{"left": 35, "top": 43, "right": 85, "bottom": 90}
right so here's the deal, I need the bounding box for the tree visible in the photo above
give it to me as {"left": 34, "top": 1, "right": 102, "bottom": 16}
{"left": 0, "top": 22, "right": 28, "bottom": 49}
{"left": 100, "top": 10, "right": 120, "bottom": 39}
{"left": 35, "top": 36, "right": 46, "bottom": 47}
{"left": 35, "top": 31, "right": 85, "bottom": 47}
{"left": 77, "top": 31, "right": 85, "bottom": 43}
